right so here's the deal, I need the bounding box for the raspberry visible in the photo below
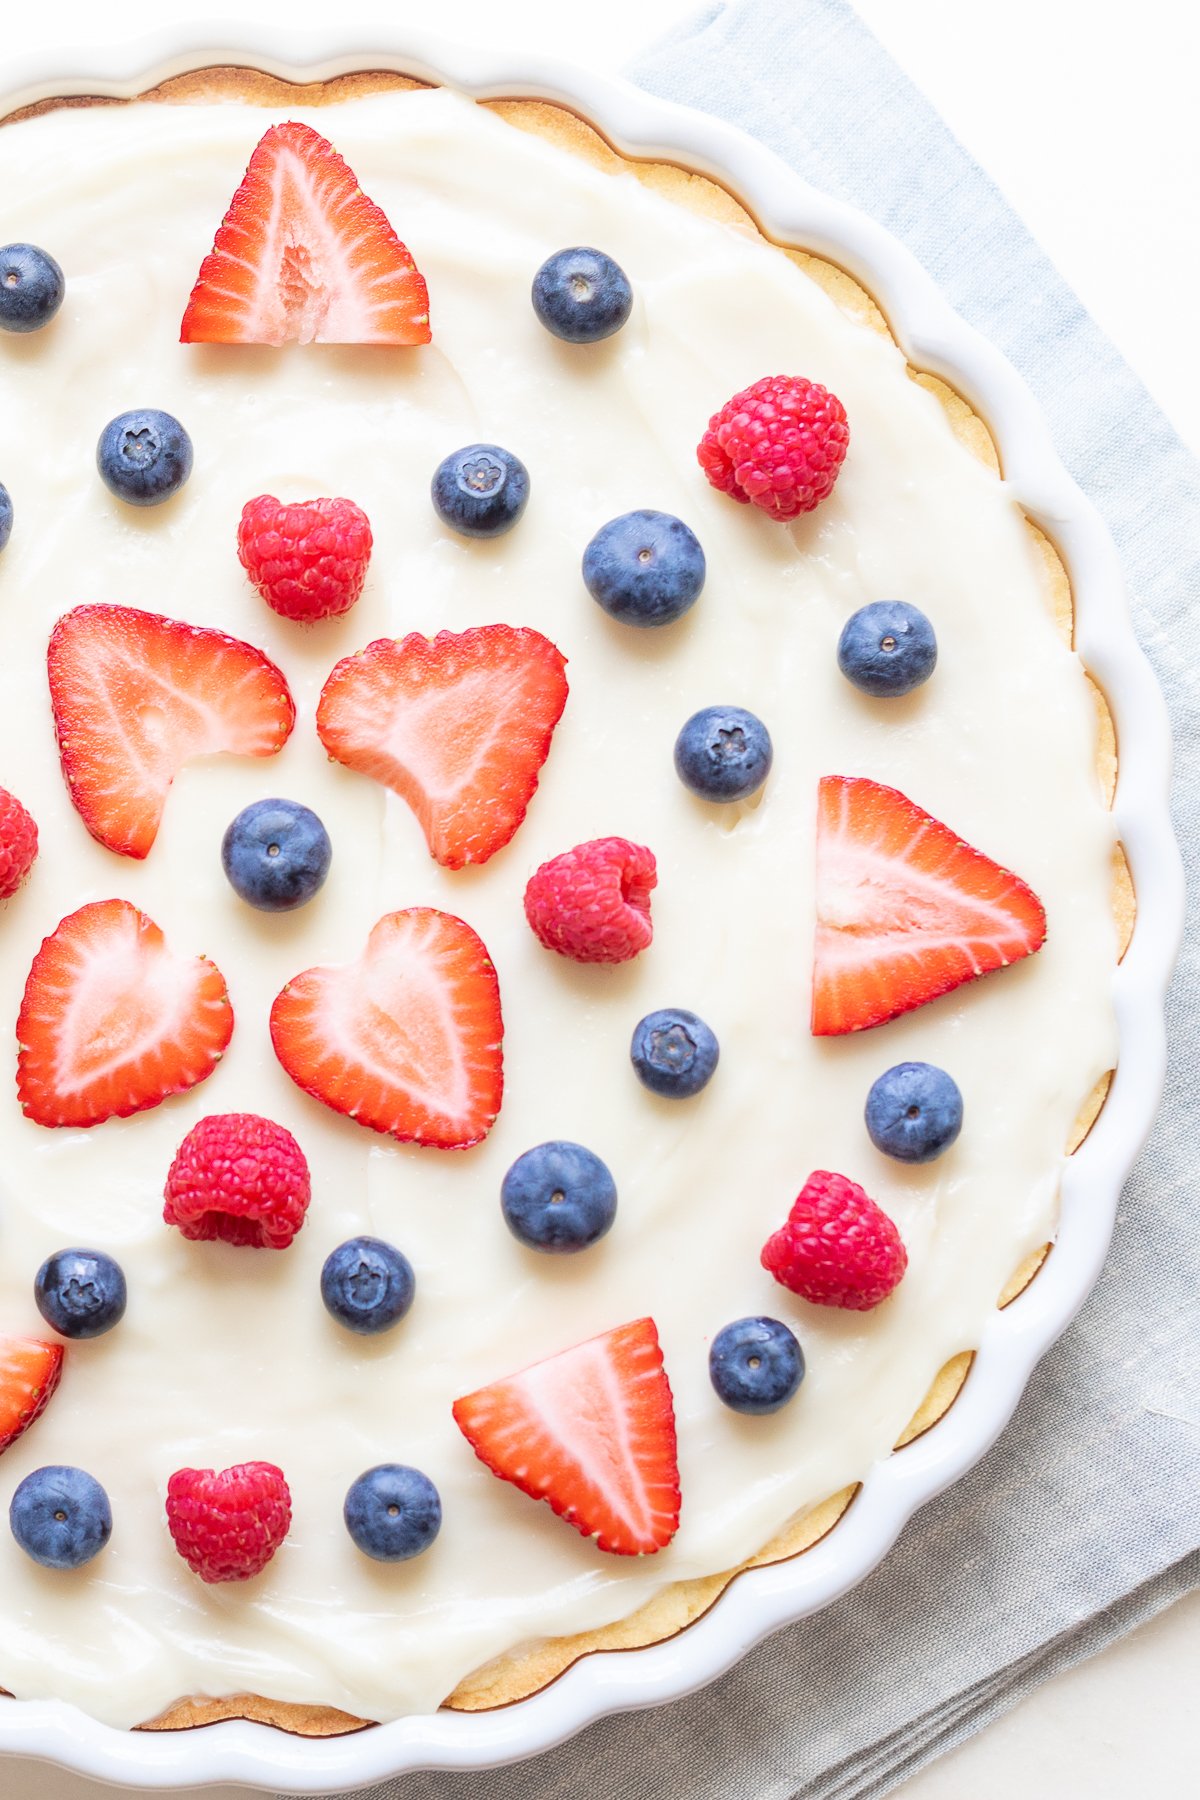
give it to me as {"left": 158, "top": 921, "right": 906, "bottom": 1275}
{"left": 0, "top": 786, "right": 38, "bottom": 899}
{"left": 237, "top": 494, "right": 372, "bottom": 621}
{"left": 524, "top": 837, "right": 656, "bottom": 965}
{"left": 697, "top": 375, "right": 849, "bottom": 520}
{"left": 761, "top": 1170, "right": 907, "bottom": 1310}
{"left": 164, "top": 1113, "right": 311, "bottom": 1249}
{"left": 166, "top": 1462, "right": 291, "bottom": 1583}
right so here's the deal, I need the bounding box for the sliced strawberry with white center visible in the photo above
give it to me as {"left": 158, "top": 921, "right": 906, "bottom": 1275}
{"left": 0, "top": 1336, "right": 64, "bottom": 1455}
{"left": 180, "top": 121, "right": 431, "bottom": 346}
{"left": 17, "top": 900, "right": 233, "bottom": 1128}
{"left": 316, "top": 625, "right": 569, "bottom": 868}
{"left": 812, "top": 775, "right": 1047, "bottom": 1035}
{"left": 452, "top": 1317, "right": 681, "bottom": 1556}
{"left": 270, "top": 908, "right": 503, "bottom": 1149}
{"left": 48, "top": 605, "right": 295, "bottom": 860}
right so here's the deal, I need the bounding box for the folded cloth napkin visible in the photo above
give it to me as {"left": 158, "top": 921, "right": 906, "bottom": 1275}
{"left": 325, "top": 4, "right": 1200, "bottom": 1797}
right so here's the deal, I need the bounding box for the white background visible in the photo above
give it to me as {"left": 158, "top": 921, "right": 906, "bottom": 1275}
{"left": 2, "top": 1, "right": 1197, "bottom": 1796}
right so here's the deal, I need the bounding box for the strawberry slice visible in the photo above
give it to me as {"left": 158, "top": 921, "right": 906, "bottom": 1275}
{"left": 316, "top": 626, "right": 569, "bottom": 869}
{"left": 17, "top": 900, "right": 233, "bottom": 1128}
{"left": 812, "top": 775, "right": 1047, "bottom": 1035}
{"left": 0, "top": 1336, "right": 64, "bottom": 1456}
{"left": 180, "top": 121, "right": 431, "bottom": 346}
{"left": 270, "top": 907, "right": 503, "bottom": 1149}
{"left": 48, "top": 605, "right": 295, "bottom": 860}
{"left": 452, "top": 1317, "right": 681, "bottom": 1556}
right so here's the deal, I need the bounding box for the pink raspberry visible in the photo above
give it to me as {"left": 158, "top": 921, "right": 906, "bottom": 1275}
{"left": 164, "top": 1113, "right": 311, "bottom": 1249}
{"left": 237, "top": 494, "right": 372, "bottom": 621}
{"left": 698, "top": 375, "right": 849, "bottom": 520}
{"left": 0, "top": 786, "right": 38, "bottom": 899}
{"left": 761, "top": 1170, "right": 907, "bottom": 1310}
{"left": 166, "top": 1462, "right": 291, "bottom": 1583}
{"left": 524, "top": 837, "right": 656, "bottom": 965}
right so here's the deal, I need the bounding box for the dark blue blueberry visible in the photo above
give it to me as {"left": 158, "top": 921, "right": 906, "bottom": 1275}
{"left": 674, "top": 705, "right": 772, "bottom": 802}
{"left": 0, "top": 244, "right": 65, "bottom": 334}
{"left": 531, "top": 246, "right": 633, "bottom": 344}
{"left": 709, "top": 1317, "right": 804, "bottom": 1415}
{"left": 344, "top": 1463, "right": 441, "bottom": 1562}
{"left": 500, "top": 1141, "right": 617, "bottom": 1254}
{"left": 582, "top": 510, "right": 705, "bottom": 628}
{"left": 321, "top": 1237, "right": 415, "bottom": 1335}
{"left": 0, "top": 483, "right": 11, "bottom": 554}
{"left": 10, "top": 1466, "right": 112, "bottom": 1569}
{"left": 837, "top": 600, "right": 937, "bottom": 697}
{"left": 221, "top": 798, "right": 332, "bottom": 913}
{"left": 96, "top": 409, "right": 193, "bottom": 507}
{"left": 34, "top": 1249, "right": 126, "bottom": 1340}
{"left": 631, "top": 1008, "right": 719, "bottom": 1099}
{"left": 431, "top": 443, "right": 529, "bottom": 538}
{"left": 865, "top": 1061, "right": 963, "bottom": 1163}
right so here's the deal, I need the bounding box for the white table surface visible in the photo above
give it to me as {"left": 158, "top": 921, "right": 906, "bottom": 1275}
{"left": 0, "top": 1, "right": 1194, "bottom": 1794}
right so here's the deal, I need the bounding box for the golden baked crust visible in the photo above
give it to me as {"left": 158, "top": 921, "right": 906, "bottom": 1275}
{"left": 0, "top": 64, "right": 1130, "bottom": 1736}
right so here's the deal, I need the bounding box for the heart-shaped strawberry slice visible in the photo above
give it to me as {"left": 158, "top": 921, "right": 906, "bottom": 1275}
{"left": 270, "top": 908, "right": 503, "bottom": 1149}
{"left": 316, "top": 624, "right": 568, "bottom": 868}
{"left": 17, "top": 900, "right": 233, "bottom": 1128}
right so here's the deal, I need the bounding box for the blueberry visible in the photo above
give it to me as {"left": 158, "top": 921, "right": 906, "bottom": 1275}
{"left": 674, "top": 705, "right": 772, "bottom": 802}
{"left": 97, "top": 409, "right": 193, "bottom": 507}
{"left": 222, "top": 798, "right": 332, "bottom": 913}
{"left": 321, "top": 1237, "right": 415, "bottom": 1335}
{"left": 865, "top": 1061, "right": 963, "bottom": 1163}
{"left": 10, "top": 1466, "right": 112, "bottom": 1569}
{"left": 582, "top": 510, "right": 705, "bottom": 628}
{"left": 0, "top": 244, "right": 65, "bottom": 334}
{"left": 344, "top": 1464, "right": 441, "bottom": 1562}
{"left": 709, "top": 1317, "right": 804, "bottom": 1415}
{"left": 500, "top": 1141, "right": 617, "bottom": 1254}
{"left": 431, "top": 444, "right": 529, "bottom": 538}
{"left": 532, "top": 246, "right": 633, "bottom": 344}
{"left": 34, "top": 1249, "right": 126, "bottom": 1340}
{"left": 837, "top": 600, "right": 937, "bottom": 697}
{"left": 0, "top": 483, "right": 11, "bottom": 554}
{"left": 631, "top": 1008, "right": 719, "bottom": 1099}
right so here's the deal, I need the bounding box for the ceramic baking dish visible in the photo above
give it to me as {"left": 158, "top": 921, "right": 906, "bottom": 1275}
{"left": 0, "top": 27, "right": 1182, "bottom": 1793}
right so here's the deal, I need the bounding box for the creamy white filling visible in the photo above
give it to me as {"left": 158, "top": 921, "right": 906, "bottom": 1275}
{"left": 0, "top": 87, "right": 1116, "bottom": 1728}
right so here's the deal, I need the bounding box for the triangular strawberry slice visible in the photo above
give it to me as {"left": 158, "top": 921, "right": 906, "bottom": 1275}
{"left": 316, "top": 625, "right": 569, "bottom": 868}
{"left": 17, "top": 900, "right": 233, "bottom": 1128}
{"left": 812, "top": 775, "right": 1047, "bottom": 1035}
{"left": 48, "top": 605, "right": 295, "bottom": 860}
{"left": 180, "top": 121, "right": 431, "bottom": 346}
{"left": 270, "top": 907, "right": 503, "bottom": 1149}
{"left": 0, "top": 1336, "right": 64, "bottom": 1455}
{"left": 452, "top": 1317, "right": 681, "bottom": 1556}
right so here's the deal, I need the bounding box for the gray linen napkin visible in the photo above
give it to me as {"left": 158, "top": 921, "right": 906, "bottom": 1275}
{"left": 307, "top": 3, "right": 1199, "bottom": 1796}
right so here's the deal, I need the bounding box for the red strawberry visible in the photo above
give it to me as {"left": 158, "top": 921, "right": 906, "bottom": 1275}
{"left": 237, "top": 494, "right": 373, "bottom": 622}
{"left": 17, "top": 900, "right": 233, "bottom": 1129}
{"left": 524, "top": 836, "right": 656, "bottom": 964}
{"left": 453, "top": 1317, "right": 680, "bottom": 1556}
{"left": 761, "top": 1170, "right": 908, "bottom": 1311}
{"left": 0, "top": 1336, "right": 64, "bottom": 1456}
{"left": 180, "top": 122, "right": 430, "bottom": 346}
{"left": 316, "top": 626, "right": 568, "bottom": 869}
{"left": 270, "top": 907, "right": 503, "bottom": 1149}
{"left": 165, "top": 1462, "right": 292, "bottom": 1583}
{"left": 164, "top": 1114, "right": 311, "bottom": 1249}
{"left": 0, "top": 786, "right": 38, "bottom": 898}
{"left": 812, "top": 775, "right": 1047, "bottom": 1035}
{"left": 48, "top": 605, "right": 295, "bottom": 860}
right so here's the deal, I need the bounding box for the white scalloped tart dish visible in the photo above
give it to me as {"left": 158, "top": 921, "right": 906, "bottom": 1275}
{"left": 0, "top": 45, "right": 1180, "bottom": 1795}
